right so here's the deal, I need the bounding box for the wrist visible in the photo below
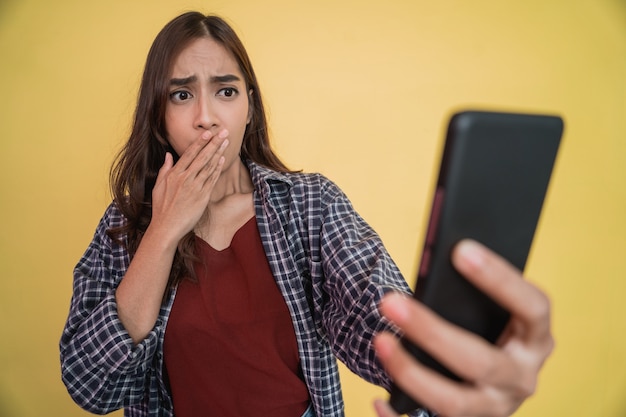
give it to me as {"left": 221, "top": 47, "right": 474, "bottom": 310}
{"left": 141, "top": 222, "right": 182, "bottom": 254}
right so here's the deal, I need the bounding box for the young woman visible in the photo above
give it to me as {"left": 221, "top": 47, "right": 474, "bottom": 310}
{"left": 60, "top": 11, "right": 553, "bottom": 417}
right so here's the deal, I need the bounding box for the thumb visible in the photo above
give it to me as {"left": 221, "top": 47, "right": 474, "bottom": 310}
{"left": 157, "top": 152, "right": 174, "bottom": 179}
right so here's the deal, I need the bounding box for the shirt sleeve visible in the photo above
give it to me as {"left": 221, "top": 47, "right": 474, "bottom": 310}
{"left": 59, "top": 203, "right": 165, "bottom": 414}
{"left": 316, "top": 181, "right": 435, "bottom": 417}
{"left": 313, "top": 178, "right": 412, "bottom": 389}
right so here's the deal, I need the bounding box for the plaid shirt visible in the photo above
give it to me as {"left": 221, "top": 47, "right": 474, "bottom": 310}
{"left": 60, "top": 161, "right": 429, "bottom": 417}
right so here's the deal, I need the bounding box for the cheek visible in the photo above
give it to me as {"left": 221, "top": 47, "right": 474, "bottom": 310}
{"left": 232, "top": 102, "right": 253, "bottom": 134}
{"left": 164, "top": 120, "right": 189, "bottom": 156}
{"left": 168, "top": 141, "right": 188, "bottom": 158}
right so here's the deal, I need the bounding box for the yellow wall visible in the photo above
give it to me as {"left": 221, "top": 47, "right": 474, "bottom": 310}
{"left": 1, "top": 1, "right": 625, "bottom": 416}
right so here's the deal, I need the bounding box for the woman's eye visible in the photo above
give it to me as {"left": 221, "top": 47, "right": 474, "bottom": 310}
{"left": 170, "top": 91, "right": 192, "bottom": 102}
{"left": 217, "top": 87, "right": 238, "bottom": 98}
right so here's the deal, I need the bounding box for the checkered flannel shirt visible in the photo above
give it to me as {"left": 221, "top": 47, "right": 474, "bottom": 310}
{"left": 60, "top": 160, "right": 430, "bottom": 417}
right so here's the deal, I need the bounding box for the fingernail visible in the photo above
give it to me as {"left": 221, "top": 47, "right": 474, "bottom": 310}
{"left": 373, "top": 399, "right": 395, "bottom": 417}
{"left": 373, "top": 333, "right": 393, "bottom": 359}
{"left": 381, "top": 293, "right": 410, "bottom": 322}
{"left": 218, "top": 129, "right": 229, "bottom": 139}
{"left": 456, "top": 239, "right": 485, "bottom": 268}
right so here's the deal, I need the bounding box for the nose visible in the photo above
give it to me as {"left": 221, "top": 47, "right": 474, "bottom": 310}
{"left": 194, "top": 96, "right": 218, "bottom": 130}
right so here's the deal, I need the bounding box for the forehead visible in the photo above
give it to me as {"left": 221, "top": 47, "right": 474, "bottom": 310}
{"left": 169, "top": 37, "right": 243, "bottom": 78}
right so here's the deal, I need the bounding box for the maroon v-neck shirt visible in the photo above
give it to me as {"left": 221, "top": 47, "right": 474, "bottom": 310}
{"left": 164, "top": 217, "right": 310, "bottom": 417}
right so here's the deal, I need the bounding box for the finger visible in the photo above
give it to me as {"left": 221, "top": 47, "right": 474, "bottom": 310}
{"left": 155, "top": 152, "right": 174, "bottom": 183}
{"left": 452, "top": 240, "right": 552, "bottom": 344}
{"left": 379, "top": 293, "right": 510, "bottom": 385}
{"left": 374, "top": 330, "right": 491, "bottom": 417}
{"left": 373, "top": 399, "right": 400, "bottom": 417}
{"left": 185, "top": 131, "right": 229, "bottom": 177}
{"left": 195, "top": 138, "right": 229, "bottom": 184}
{"left": 174, "top": 129, "right": 228, "bottom": 172}
{"left": 172, "top": 130, "right": 215, "bottom": 170}
{"left": 200, "top": 155, "right": 226, "bottom": 191}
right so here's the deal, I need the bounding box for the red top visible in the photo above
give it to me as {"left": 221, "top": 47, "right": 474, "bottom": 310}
{"left": 163, "top": 217, "right": 310, "bottom": 417}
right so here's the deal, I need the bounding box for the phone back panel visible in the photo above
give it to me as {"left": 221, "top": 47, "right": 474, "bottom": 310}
{"left": 390, "top": 110, "right": 563, "bottom": 414}
{"left": 417, "top": 111, "right": 562, "bottom": 336}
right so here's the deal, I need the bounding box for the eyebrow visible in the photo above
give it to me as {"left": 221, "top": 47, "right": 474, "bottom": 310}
{"left": 169, "top": 75, "right": 197, "bottom": 86}
{"left": 211, "top": 74, "right": 242, "bottom": 84}
{"left": 168, "top": 74, "right": 242, "bottom": 86}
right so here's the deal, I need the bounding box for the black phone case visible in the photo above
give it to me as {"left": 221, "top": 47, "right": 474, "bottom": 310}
{"left": 389, "top": 110, "right": 563, "bottom": 414}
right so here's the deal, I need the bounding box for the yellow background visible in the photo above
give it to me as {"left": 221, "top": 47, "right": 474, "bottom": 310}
{"left": 1, "top": 0, "right": 625, "bottom": 416}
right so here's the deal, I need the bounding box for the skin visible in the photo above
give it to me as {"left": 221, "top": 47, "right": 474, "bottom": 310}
{"left": 373, "top": 240, "right": 554, "bottom": 417}
{"left": 115, "top": 36, "right": 254, "bottom": 344}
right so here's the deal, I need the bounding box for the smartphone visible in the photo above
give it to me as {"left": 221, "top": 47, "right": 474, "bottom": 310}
{"left": 388, "top": 110, "right": 563, "bottom": 414}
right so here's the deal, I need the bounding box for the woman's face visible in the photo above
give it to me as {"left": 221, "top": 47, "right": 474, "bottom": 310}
{"left": 164, "top": 36, "right": 250, "bottom": 168}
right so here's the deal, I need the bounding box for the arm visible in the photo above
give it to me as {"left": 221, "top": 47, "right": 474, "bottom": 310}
{"left": 59, "top": 204, "right": 164, "bottom": 413}
{"left": 373, "top": 240, "right": 554, "bottom": 417}
{"left": 315, "top": 180, "right": 412, "bottom": 390}
{"left": 116, "top": 131, "right": 228, "bottom": 343}
{"left": 60, "top": 130, "right": 229, "bottom": 412}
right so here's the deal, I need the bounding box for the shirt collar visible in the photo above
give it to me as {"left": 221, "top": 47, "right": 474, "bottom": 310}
{"left": 245, "top": 159, "right": 294, "bottom": 187}
{"left": 244, "top": 159, "right": 294, "bottom": 203}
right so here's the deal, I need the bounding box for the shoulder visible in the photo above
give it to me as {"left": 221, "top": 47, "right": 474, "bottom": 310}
{"left": 248, "top": 160, "right": 345, "bottom": 202}
{"left": 276, "top": 171, "right": 348, "bottom": 211}
{"left": 98, "top": 200, "right": 128, "bottom": 230}
{"left": 76, "top": 201, "right": 131, "bottom": 276}
{"left": 86, "top": 200, "right": 129, "bottom": 251}
{"left": 287, "top": 171, "right": 343, "bottom": 197}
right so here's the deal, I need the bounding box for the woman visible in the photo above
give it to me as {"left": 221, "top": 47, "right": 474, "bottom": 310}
{"left": 60, "top": 11, "right": 553, "bottom": 417}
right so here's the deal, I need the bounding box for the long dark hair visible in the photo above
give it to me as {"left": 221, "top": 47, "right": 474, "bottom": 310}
{"left": 108, "top": 12, "right": 291, "bottom": 288}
